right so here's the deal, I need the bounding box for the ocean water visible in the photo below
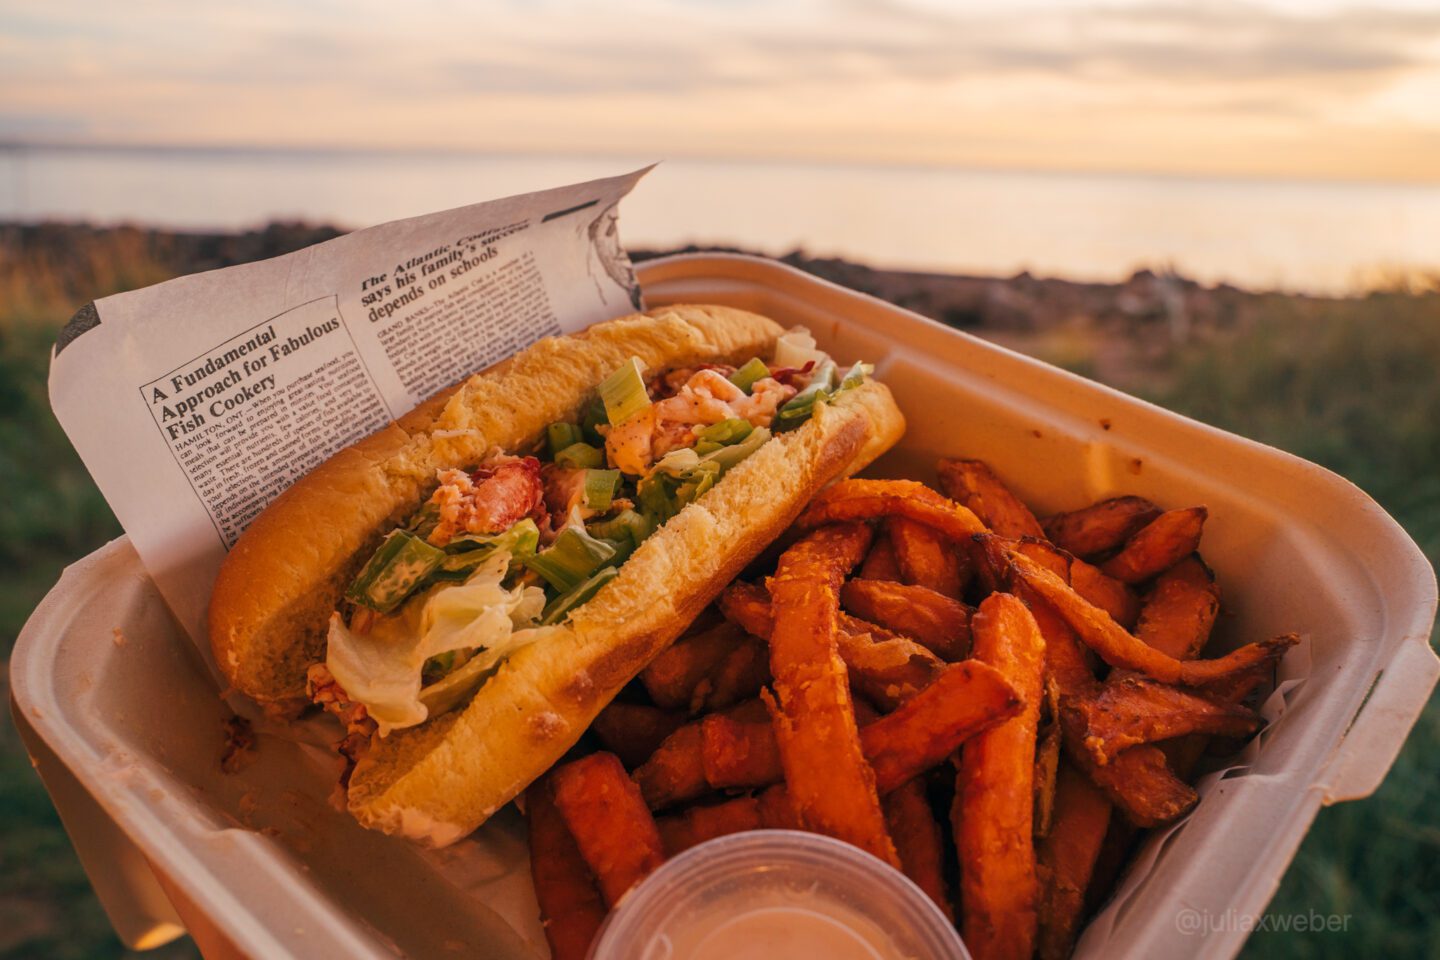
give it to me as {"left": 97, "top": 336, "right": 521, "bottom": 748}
{"left": 3, "top": 144, "right": 1437, "bottom": 295}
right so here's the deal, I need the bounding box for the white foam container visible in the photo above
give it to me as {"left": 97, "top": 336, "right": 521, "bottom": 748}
{"left": 12, "top": 253, "right": 1438, "bottom": 959}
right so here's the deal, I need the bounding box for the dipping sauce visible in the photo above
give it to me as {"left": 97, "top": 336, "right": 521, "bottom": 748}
{"left": 670, "top": 903, "right": 891, "bottom": 960}
{"left": 587, "top": 830, "right": 967, "bottom": 960}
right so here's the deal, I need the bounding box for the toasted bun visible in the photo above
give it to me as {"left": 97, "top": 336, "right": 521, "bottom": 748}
{"left": 208, "top": 304, "right": 905, "bottom": 845}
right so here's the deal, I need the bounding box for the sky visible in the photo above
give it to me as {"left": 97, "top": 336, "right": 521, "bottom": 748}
{"left": 2, "top": 0, "right": 1439, "bottom": 183}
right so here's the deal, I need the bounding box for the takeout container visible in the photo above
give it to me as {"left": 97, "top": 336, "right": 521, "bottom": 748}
{"left": 12, "top": 252, "right": 1438, "bottom": 959}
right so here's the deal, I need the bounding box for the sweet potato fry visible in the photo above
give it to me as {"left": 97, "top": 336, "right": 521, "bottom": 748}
{"left": 632, "top": 722, "right": 708, "bottom": 810}
{"left": 1100, "top": 507, "right": 1207, "bottom": 584}
{"left": 1003, "top": 535, "right": 1139, "bottom": 630}
{"left": 1136, "top": 556, "right": 1220, "bottom": 661}
{"left": 632, "top": 700, "right": 770, "bottom": 808}
{"left": 888, "top": 516, "right": 967, "bottom": 598}
{"left": 640, "top": 620, "right": 751, "bottom": 710}
{"left": 1085, "top": 818, "right": 1138, "bottom": 917}
{"left": 1033, "top": 720, "right": 1063, "bottom": 838}
{"left": 840, "top": 578, "right": 972, "bottom": 661}
{"left": 1006, "top": 550, "right": 1296, "bottom": 686}
{"left": 767, "top": 522, "right": 899, "bottom": 867}
{"left": 1036, "top": 763, "right": 1113, "bottom": 960}
{"left": 937, "top": 458, "right": 1046, "bottom": 540}
{"left": 1035, "top": 558, "right": 1211, "bottom": 954}
{"left": 644, "top": 659, "right": 1017, "bottom": 803}
{"left": 550, "top": 752, "right": 666, "bottom": 908}
{"left": 700, "top": 713, "right": 784, "bottom": 791}
{"left": 885, "top": 780, "right": 954, "bottom": 922}
{"left": 1010, "top": 537, "right": 1072, "bottom": 578}
{"left": 1042, "top": 497, "right": 1162, "bottom": 560}
{"left": 1167, "top": 645, "right": 1286, "bottom": 776}
{"left": 656, "top": 793, "right": 761, "bottom": 855}
{"left": 864, "top": 659, "right": 1022, "bottom": 793}
{"left": 1061, "top": 676, "right": 1263, "bottom": 767}
{"left": 756, "top": 781, "right": 803, "bottom": 830}
{"left": 702, "top": 635, "right": 771, "bottom": 710}
{"left": 853, "top": 697, "right": 881, "bottom": 727}
{"left": 956, "top": 593, "right": 1046, "bottom": 960}
{"left": 591, "top": 703, "right": 687, "bottom": 770}
{"left": 1195, "top": 656, "right": 1282, "bottom": 704}
{"left": 526, "top": 778, "right": 607, "bottom": 960}
{"left": 656, "top": 784, "right": 800, "bottom": 855}
{"left": 860, "top": 528, "right": 903, "bottom": 581}
{"left": 718, "top": 580, "right": 782, "bottom": 636}
{"left": 1032, "top": 594, "right": 1097, "bottom": 699}
{"left": 972, "top": 534, "right": 1097, "bottom": 698}
{"left": 836, "top": 624, "right": 947, "bottom": 710}
{"left": 1067, "top": 736, "right": 1196, "bottom": 828}
{"left": 1069, "top": 558, "right": 1141, "bottom": 630}
{"left": 796, "top": 479, "right": 988, "bottom": 543}
{"left": 721, "top": 580, "right": 946, "bottom": 710}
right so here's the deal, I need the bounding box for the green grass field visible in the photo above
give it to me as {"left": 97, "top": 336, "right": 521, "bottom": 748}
{"left": 0, "top": 234, "right": 1434, "bottom": 958}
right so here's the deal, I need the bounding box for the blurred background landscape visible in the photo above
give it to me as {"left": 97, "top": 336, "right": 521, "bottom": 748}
{"left": 2, "top": 0, "right": 1438, "bottom": 957}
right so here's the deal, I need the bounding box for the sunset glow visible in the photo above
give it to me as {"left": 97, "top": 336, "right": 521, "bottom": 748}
{"left": 3, "top": 0, "right": 1439, "bottom": 183}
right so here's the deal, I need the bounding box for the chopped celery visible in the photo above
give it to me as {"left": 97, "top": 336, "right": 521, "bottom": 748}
{"left": 587, "top": 508, "right": 655, "bottom": 551}
{"left": 443, "top": 518, "right": 540, "bottom": 556}
{"left": 638, "top": 457, "right": 721, "bottom": 523}
{"left": 554, "top": 442, "right": 605, "bottom": 470}
{"left": 729, "top": 357, "right": 770, "bottom": 394}
{"left": 597, "top": 535, "right": 636, "bottom": 566}
{"left": 675, "top": 460, "right": 720, "bottom": 504}
{"left": 700, "top": 426, "right": 770, "bottom": 471}
{"left": 546, "top": 422, "right": 583, "bottom": 458}
{"left": 582, "top": 469, "right": 621, "bottom": 511}
{"left": 421, "top": 648, "right": 470, "bottom": 686}
{"left": 439, "top": 519, "right": 540, "bottom": 578}
{"left": 637, "top": 472, "right": 678, "bottom": 522}
{"left": 698, "top": 418, "right": 754, "bottom": 446}
{"left": 419, "top": 651, "right": 502, "bottom": 717}
{"left": 774, "top": 360, "right": 838, "bottom": 432}
{"left": 541, "top": 566, "right": 620, "bottom": 625}
{"left": 345, "top": 530, "right": 446, "bottom": 614}
{"left": 405, "top": 502, "right": 441, "bottom": 541}
{"left": 838, "top": 361, "right": 873, "bottom": 392}
{"left": 652, "top": 447, "right": 702, "bottom": 476}
{"left": 581, "top": 399, "right": 608, "bottom": 444}
{"left": 523, "top": 525, "right": 617, "bottom": 592}
{"left": 598, "top": 357, "right": 651, "bottom": 426}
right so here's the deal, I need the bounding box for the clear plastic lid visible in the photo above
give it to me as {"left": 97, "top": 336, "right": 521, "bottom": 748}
{"left": 587, "top": 830, "right": 969, "bottom": 960}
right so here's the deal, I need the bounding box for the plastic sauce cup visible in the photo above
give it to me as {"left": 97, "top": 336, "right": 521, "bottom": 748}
{"left": 587, "top": 830, "right": 970, "bottom": 960}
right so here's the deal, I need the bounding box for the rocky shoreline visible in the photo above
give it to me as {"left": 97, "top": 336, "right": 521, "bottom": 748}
{"left": 3, "top": 221, "right": 1417, "bottom": 385}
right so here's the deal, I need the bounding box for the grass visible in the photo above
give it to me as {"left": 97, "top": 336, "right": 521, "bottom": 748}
{"left": 0, "top": 231, "right": 1435, "bottom": 958}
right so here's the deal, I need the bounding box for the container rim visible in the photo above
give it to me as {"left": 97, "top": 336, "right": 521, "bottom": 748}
{"left": 588, "top": 829, "right": 968, "bottom": 960}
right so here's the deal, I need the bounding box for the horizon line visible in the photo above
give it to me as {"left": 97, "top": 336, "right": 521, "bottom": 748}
{"left": 3, "top": 137, "right": 1438, "bottom": 192}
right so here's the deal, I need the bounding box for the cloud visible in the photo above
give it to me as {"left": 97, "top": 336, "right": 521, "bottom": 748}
{"left": 1, "top": 0, "right": 1438, "bottom": 181}
{"left": 731, "top": 1, "right": 1440, "bottom": 87}
{"left": 6, "top": 1, "right": 1439, "bottom": 98}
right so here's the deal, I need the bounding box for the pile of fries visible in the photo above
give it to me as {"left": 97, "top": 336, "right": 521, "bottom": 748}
{"left": 527, "top": 459, "right": 1297, "bottom": 960}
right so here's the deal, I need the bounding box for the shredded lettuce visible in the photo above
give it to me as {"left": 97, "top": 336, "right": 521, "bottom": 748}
{"left": 325, "top": 550, "right": 548, "bottom": 735}
{"left": 773, "top": 327, "right": 828, "bottom": 370}
{"left": 635, "top": 428, "right": 770, "bottom": 523}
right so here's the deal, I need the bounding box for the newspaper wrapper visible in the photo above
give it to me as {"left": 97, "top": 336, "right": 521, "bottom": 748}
{"left": 50, "top": 168, "right": 650, "bottom": 672}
